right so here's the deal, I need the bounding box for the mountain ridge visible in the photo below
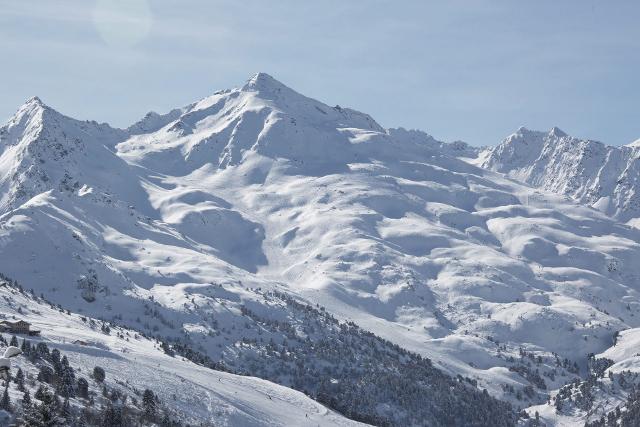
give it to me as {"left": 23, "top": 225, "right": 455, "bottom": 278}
{"left": 478, "top": 125, "right": 640, "bottom": 222}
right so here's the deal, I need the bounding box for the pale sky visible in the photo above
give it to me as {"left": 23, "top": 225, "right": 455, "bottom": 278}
{"left": 1, "top": 0, "right": 639, "bottom": 146}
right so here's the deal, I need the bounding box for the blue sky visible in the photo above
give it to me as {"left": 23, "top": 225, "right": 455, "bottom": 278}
{"left": 1, "top": 0, "right": 639, "bottom": 146}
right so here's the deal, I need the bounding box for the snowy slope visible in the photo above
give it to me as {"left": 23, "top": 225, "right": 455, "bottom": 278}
{"left": 477, "top": 126, "right": 640, "bottom": 223}
{"left": 522, "top": 325, "right": 640, "bottom": 426}
{"left": 0, "top": 280, "right": 366, "bottom": 426}
{"left": 3, "top": 73, "right": 640, "bottom": 425}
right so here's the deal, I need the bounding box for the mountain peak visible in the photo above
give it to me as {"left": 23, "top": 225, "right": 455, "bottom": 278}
{"left": 242, "top": 72, "right": 292, "bottom": 94}
{"left": 507, "top": 126, "right": 569, "bottom": 142}
{"left": 2, "top": 96, "right": 51, "bottom": 137}
{"left": 507, "top": 126, "right": 540, "bottom": 140}
{"left": 24, "top": 95, "right": 44, "bottom": 107}
{"left": 548, "top": 126, "right": 567, "bottom": 138}
{"left": 626, "top": 138, "right": 640, "bottom": 148}
{"left": 9, "top": 96, "right": 63, "bottom": 128}
{"left": 16, "top": 95, "right": 48, "bottom": 116}
{"left": 512, "top": 126, "right": 544, "bottom": 137}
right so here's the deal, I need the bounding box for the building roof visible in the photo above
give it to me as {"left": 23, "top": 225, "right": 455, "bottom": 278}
{"left": 0, "top": 320, "right": 30, "bottom": 326}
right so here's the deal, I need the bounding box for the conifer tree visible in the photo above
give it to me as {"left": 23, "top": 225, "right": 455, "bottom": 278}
{"left": 93, "top": 366, "right": 105, "bottom": 383}
{"left": 77, "top": 377, "right": 89, "bottom": 399}
{"left": 23, "top": 387, "right": 63, "bottom": 427}
{"left": 142, "top": 389, "right": 156, "bottom": 420}
{"left": 35, "top": 385, "right": 46, "bottom": 400}
{"left": 22, "top": 389, "right": 31, "bottom": 408}
{"left": 100, "top": 404, "right": 123, "bottom": 427}
{"left": 14, "top": 367, "right": 25, "bottom": 391}
{"left": 0, "top": 383, "right": 10, "bottom": 412}
{"left": 58, "top": 368, "right": 75, "bottom": 398}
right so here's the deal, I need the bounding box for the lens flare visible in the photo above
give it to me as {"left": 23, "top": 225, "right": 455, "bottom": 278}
{"left": 92, "top": 0, "right": 152, "bottom": 48}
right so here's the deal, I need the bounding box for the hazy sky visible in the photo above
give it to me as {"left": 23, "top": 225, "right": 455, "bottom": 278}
{"left": 1, "top": 1, "right": 639, "bottom": 146}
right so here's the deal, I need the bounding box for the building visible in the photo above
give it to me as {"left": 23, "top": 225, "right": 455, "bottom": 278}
{"left": 0, "top": 319, "right": 40, "bottom": 335}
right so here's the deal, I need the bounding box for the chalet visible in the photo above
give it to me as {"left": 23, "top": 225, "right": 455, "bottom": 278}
{"left": 0, "top": 320, "right": 40, "bottom": 336}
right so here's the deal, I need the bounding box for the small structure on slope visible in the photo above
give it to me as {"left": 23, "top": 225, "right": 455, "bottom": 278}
{"left": 0, "top": 320, "right": 40, "bottom": 336}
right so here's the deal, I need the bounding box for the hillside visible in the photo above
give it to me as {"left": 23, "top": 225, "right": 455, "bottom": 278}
{"left": 0, "top": 278, "right": 365, "bottom": 426}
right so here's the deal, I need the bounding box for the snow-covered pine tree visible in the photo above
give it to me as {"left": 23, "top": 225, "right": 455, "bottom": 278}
{"left": 0, "top": 383, "right": 10, "bottom": 412}
{"left": 22, "top": 389, "right": 31, "bottom": 408}
{"left": 14, "top": 367, "right": 24, "bottom": 391}
{"left": 142, "top": 389, "right": 156, "bottom": 421}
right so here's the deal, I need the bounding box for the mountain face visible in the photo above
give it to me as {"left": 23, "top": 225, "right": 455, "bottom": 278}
{"left": 2, "top": 73, "right": 640, "bottom": 426}
{"left": 478, "top": 126, "right": 640, "bottom": 223}
{"left": 0, "top": 96, "right": 135, "bottom": 212}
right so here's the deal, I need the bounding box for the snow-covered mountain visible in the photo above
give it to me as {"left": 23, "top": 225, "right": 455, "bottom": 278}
{"left": 477, "top": 126, "right": 640, "bottom": 223}
{"left": 2, "top": 73, "right": 640, "bottom": 425}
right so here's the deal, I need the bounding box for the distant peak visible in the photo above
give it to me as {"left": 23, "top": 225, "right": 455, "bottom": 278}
{"left": 7, "top": 96, "right": 50, "bottom": 126}
{"left": 549, "top": 126, "right": 567, "bottom": 138}
{"left": 242, "top": 72, "right": 291, "bottom": 93}
{"left": 25, "top": 96, "right": 44, "bottom": 106}
{"left": 503, "top": 126, "right": 546, "bottom": 145}
{"left": 627, "top": 138, "right": 640, "bottom": 148}
{"left": 19, "top": 96, "right": 48, "bottom": 112}
{"left": 513, "top": 126, "right": 542, "bottom": 136}
{"left": 508, "top": 126, "right": 568, "bottom": 140}
{"left": 246, "top": 72, "right": 277, "bottom": 84}
{"left": 513, "top": 126, "right": 544, "bottom": 136}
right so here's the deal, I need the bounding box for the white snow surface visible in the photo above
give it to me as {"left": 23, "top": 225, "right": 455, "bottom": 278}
{"left": 2, "top": 73, "right": 640, "bottom": 424}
